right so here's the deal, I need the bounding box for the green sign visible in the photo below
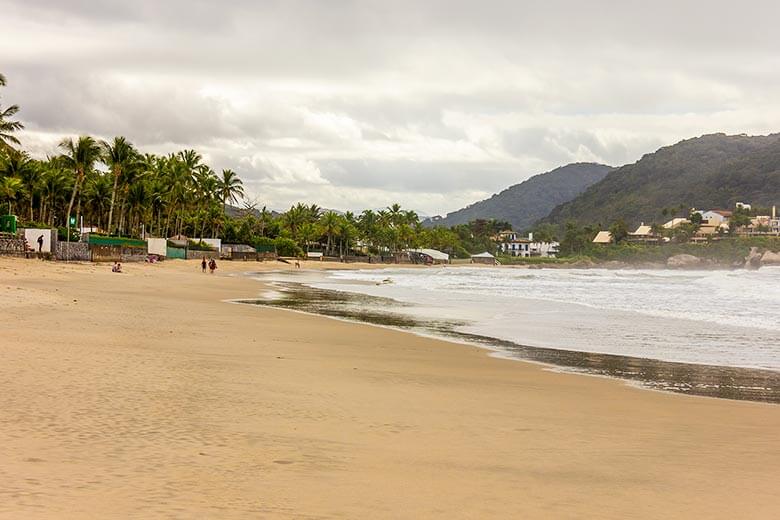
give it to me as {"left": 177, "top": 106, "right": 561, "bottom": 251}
{"left": 69, "top": 216, "right": 76, "bottom": 226}
{"left": 0, "top": 215, "right": 17, "bottom": 234}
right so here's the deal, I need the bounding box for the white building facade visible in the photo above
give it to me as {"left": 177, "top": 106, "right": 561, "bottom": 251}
{"left": 497, "top": 231, "right": 558, "bottom": 258}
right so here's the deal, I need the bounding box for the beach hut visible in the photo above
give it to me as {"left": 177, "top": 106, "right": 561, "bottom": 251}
{"left": 471, "top": 252, "right": 498, "bottom": 265}
{"left": 592, "top": 231, "right": 613, "bottom": 244}
{"left": 408, "top": 248, "right": 450, "bottom": 265}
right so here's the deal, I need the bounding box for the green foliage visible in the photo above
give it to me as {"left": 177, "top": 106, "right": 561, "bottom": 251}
{"left": 187, "top": 239, "right": 216, "bottom": 251}
{"left": 273, "top": 237, "right": 303, "bottom": 257}
{"left": 608, "top": 219, "right": 629, "bottom": 243}
{"left": 559, "top": 221, "right": 596, "bottom": 255}
{"left": 572, "top": 237, "right": 780, "bottom": 265}
{"left": 546, "top": 133, "right": 780, "bottom": 227}
{"left": 530, "top": 223, "right": 558, "bottom": 242}
{"left": 429, "top": 163, "right": 612, "bottom": 230}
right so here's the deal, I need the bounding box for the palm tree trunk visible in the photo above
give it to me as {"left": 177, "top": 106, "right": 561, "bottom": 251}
{"left": 65, "top": 173, "right": 80, "bottom": 236}
{"left": 107, "top": 167, "right": 120, "bottom": 234}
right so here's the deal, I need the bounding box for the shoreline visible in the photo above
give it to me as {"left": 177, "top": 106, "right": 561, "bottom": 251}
{"left": 2, "top": 257, "right": 779, "bottom": 518}
{"left": 238, "top": 277, "right": 780, "bottom": 404}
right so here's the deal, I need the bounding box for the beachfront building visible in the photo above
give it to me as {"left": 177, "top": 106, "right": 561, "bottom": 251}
{"left": 662, "top": 217, "right": 691, "bottom": 230}
{"left": 496, "top": 231, "right": 558, "bottom": 257}
{"left": 497, "top": 231, "right": 530, "bottom": 257}
{"left": 528, "top": 240, "right": 559, "bottom": 257}
{"left": 627, "top": 223, "right": 660, "bottom": 243}
{"left": 407, "top": 248, "right": 450, "bottom": 265}
{"left": 592, "top": 231, "right": 613, "bottom": 244}
{"left": 471, "top": 251, "right": 499, "bottom": 265}
{"left": 697, "top": 210, "right": 732, "bottom": 226}
{"left": 741, "top": 206, "right": 780, "bottom": 236}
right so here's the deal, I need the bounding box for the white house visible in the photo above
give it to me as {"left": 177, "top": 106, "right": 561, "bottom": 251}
{"left": 528, "top": 241, "right": 559, "bottom": 257}
{"left": 496, "top": 231, "right": 558, "bottom": 257}
{"left": 496, "top": 231, "right": 529, "bottom": 257}
{"left": 697, "top": 210, "right": 732, "bottom": 226}
{"left": 663, "top": 218, "right": 690, "bottom": 229}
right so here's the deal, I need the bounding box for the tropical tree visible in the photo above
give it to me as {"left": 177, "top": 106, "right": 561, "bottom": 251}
{"left": 0, "top": 176, "right": 22, "bottom": 212}
{"left": 101, "top": 136, "right": 137, "bottom": 234}
{"left": 217, "top": 168, "right": 244, "bottom": 212}
{"left": 0, "top": 72, "right": 24, "bottom": 153}
{"left": 319, "top": 211, "right": 340, "bottom": 255}
{"left": 59, "top": 136, "right": 101, "bottom": 234}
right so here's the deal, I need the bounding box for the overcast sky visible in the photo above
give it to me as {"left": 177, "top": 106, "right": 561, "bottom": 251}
{"left": 3, "top": 1, "right": 780, "bottom": 215}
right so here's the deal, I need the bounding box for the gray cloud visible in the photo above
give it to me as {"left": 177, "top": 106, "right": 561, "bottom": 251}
{"left": 2, "top": 0, "right": 780, "bottom": 215}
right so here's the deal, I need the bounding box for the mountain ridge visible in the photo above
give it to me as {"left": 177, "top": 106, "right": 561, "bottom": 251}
{"left": 424, "top": 162, "right": 613, "bottom": 230}
{"left": 543, "top": 133, "right": 780, "bottom": 227}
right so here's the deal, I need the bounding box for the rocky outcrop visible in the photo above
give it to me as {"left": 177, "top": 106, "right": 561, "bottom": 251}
{"left": 666, "top": 254, "right": 703, "bottom": 269}
{"left": 745, "top": 247, "right": 763, "bottom": 270}
{"left": 761, "top": 250, "right": 780, "bottom": 266}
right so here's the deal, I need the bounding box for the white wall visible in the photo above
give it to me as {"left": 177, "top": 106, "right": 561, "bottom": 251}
{"left": 24, "top": 229, "right": 53, "bottom": 253}
{"left": 146, "top": 237, "right": 167, "bottom": 256}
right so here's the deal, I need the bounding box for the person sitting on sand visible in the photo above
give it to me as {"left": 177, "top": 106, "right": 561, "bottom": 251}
{"left": 201, "top": 257, "right": 207, "bottom": 273}
{"left": 111, "top": 262, "right": 122, "bottom": 273}
{"left": 208, "top": 258, "right": 217, "bottom": 274}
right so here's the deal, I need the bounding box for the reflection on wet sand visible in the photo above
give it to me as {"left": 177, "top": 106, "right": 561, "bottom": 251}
{"left": 240, "top": 281, "right": 780, "bottom": 404}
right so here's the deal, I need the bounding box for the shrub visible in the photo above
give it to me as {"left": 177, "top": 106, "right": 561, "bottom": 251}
{"left": 273, "top": 237, "right": 303, "bottom": 257}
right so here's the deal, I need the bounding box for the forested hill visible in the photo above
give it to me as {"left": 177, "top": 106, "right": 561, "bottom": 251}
{"left": 543, "top": 133, "right": 780, "bottom": 227}
{"left": 424, "top": 163, "right": 613, "bottom": 230}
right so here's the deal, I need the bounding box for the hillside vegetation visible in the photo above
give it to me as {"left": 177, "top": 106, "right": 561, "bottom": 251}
{"left": 425, "top": 163, "right": 612, "bottom": 230}
{"left": 544, "top": 133, "right": 780, "bottom": 227}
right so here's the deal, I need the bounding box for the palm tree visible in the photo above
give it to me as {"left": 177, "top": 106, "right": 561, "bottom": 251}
{"left": 319, "top": 211, "right": 340, "bottom": 255}
{"left": 217, "top": 169, "right": 244, "bottom": 213}
{"left": 283, "top": 203, "right": 308, "bottom": 241}
{"left": 101, "top": 136, "right": 137, "bottom": 234}
{"left": 83, "top": 173, "right": 112, "bottom": 230}
{"left": 1, "top": 151, "right": 37, "bottom": 218}
{"left": 59, "top": 136, "right": 101, "bottom": 235}
{"left": 0, "top": 176, "right": 22, "bottom": 213}
{"left": 0, "top": 102, "right": 23, "bottom": 153}
{"left": 39, "top": 160, "right": 71, "bottom": 226}
{"left": 0, "top": 72, "right": 24, "bottom": 153}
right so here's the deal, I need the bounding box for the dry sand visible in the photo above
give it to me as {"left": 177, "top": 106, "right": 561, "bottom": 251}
{"left": 1, "top": 257, "right": 778, "bottom": 519}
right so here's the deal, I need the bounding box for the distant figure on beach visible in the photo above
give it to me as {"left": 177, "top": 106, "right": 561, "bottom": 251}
{"left": 208, "top": 258, "right": 217, "bottom": 274}
{"left": 112, "top": 262, "right": 122, "bottom": 273}
{"left": 37, "top": 235, "right": 44, "bottom": 252}
{"left": 201, "top": 258, "right": 207, "bottom": 273}
{"left": 295, "top": 259, "right": 301, "bottom": 269}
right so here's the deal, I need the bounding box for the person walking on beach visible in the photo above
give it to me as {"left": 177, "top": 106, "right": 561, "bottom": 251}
{"left": 37, "top": 234, "right": 44, "bottom": 253}
{"left": 208, "top": 258, "right": 217, "bottom": 274}
{"left": 201, "top": 257, "right": 207, "bottom": 273}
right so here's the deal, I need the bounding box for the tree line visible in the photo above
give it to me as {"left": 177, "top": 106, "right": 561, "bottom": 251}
{"left": 0, "top": 72, "right": 509, "bottom": 257}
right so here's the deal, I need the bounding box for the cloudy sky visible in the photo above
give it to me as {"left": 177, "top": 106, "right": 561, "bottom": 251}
{"left": 3, "top": 1, "right": 780, "bottom": 215}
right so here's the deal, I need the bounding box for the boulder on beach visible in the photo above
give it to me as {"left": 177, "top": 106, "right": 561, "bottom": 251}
{"left": 745, "top": 247, "right": 763, "bottom": 270}
{"left": 666, "top": 254, "right": 702, "bottom": 269}
{"left": 761, "top": 250, "right": 780, "bottom": 266}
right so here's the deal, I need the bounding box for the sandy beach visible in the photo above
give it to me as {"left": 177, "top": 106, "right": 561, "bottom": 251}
{"left": 1, "top": 257, "right": 779, "bottom": 519}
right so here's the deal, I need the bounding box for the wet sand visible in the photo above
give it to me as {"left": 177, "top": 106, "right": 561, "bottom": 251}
{"left": 244, "top": 280, "right": 780, "bottom": 403}
{"left": 1, "top": 257, "right": 779, "bottom": 519}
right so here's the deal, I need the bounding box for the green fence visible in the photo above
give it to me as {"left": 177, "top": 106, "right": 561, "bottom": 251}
{"left": 166, "top": 246, "right": 186, "bottom": 259}
{"left": 88, "top": 235, "right": 146, "bottom": 248}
